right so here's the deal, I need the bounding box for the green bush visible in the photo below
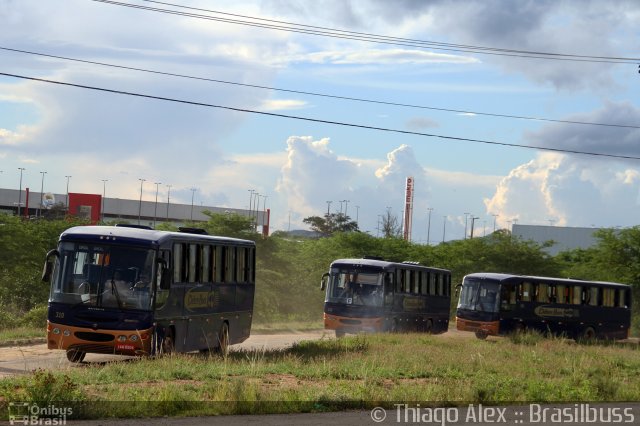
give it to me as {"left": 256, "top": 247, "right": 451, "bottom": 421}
{"left": 20, "top": 305, "right": 48, "bottom": 329}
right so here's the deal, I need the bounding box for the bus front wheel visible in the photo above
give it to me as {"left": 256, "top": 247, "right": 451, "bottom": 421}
{"left": 161, "top": 329, "right": 175, "bottom": 355}
{"left": 475, "top": 331, "right": 488, "bottom": 340}
{"left": 66, "top": 349, "right": 85, "bottom": 363}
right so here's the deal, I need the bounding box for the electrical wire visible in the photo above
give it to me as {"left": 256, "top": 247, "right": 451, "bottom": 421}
{"left": 1, "top": 71, "right": 638, "bottom": 161}
{"left": 1, "top": 45, "right": 638, "bottom": 130}
{"left": 88, "top": 0, "right": 640, "bottom": 64}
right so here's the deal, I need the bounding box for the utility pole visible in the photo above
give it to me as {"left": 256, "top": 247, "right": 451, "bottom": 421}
{"left": 38, "top": 171, "right": 47, "bottom": 218}
{"left": 464, "top": 212, "right": 470, "bottom": 239}
{"left": 470, "top": 216, "right": 479, "bottom": 238}
{"left": 153, "top": 182, "right": 161, "bottom": 228}
{"left": 65, "top": 175, "right": 71, "bottom": 209}
{"left": 17, "top": 167, "right": 25, "bottom": 217}
{"left": 138, "top": 178, "right": 146, "bottom": 225}
{"left": 165, "top": 184, "right": 172, "bottom": 222}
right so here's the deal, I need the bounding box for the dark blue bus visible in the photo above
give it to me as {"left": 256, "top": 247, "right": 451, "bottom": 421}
{"left": 456, "top": 273, "right": 632, "bottom": 340}
{"left": 321, "top": 258, "right": 451, "bottom": 337}
{"left": 42, "top": 225, "right": 256, "bottom": 362}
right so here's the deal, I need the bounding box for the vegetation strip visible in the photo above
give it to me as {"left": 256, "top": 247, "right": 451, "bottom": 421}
{"left": 1, "top": 332, "right": 639, "bottom": 419}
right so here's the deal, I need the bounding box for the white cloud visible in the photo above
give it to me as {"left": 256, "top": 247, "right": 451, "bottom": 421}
{"left": 484, "top": 152, "right": 640, "bottom": 229}
{"left": 259, "top": 99, "right": 309, "bottom": 111}
{"left": 301, "top": 48, "right": 479, "bottom": 65}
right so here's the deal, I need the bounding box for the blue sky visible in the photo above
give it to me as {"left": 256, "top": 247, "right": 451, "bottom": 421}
{"left": 1, "top": 0, "right": 640, "bottom": 242}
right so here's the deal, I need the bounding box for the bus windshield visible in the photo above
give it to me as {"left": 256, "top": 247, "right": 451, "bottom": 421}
{"left": 457, "top": 279, "right": 500, "bottom": 313}
{"left": 49, "top": 241, "right": 155, "bottom": 311}
{"left": 326, "top": 269, "right": 383, "bottom": 307}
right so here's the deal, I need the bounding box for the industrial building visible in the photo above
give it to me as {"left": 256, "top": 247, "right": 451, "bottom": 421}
{"left": 0, "top": 187, "right": 270, "bottom": 235}
{"left": 511, "top": 224, "right": 605, "bottom": 255}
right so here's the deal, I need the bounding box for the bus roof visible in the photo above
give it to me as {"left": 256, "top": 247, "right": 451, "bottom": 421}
{"left": 463, "top": 272, "right": 630, "bottom": 288}
{"left": 330, "top": 258, "right": 450, "bottom": 273}
{"left": 59, "top": 225, "right": 256, "bottom": 248}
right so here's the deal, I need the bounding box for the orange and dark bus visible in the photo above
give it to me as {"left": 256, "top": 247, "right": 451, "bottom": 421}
{"left": 321, "top": 257, "right": 451, "bottom": 337}
{"left": 456, "top": 273, "right": 631, "bottom": 340}
{"left": 42, "top": 224, "right": 256, "bottom": 362}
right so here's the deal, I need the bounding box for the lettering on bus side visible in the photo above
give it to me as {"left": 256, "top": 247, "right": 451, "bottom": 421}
{"left": 184, "top": 288, "right": 219, "bottom": 311}
{"left": 534, "top": 305, "right": 579, "bottom": 318}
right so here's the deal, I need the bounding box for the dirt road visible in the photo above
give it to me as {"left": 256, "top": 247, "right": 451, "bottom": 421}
{"left": 0, "top": 330, "right": 333, "bottom": 378}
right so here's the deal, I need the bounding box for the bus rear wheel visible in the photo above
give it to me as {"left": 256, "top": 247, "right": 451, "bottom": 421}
{"left": 216, "top": 323, "right": 229, "bottom": 356}
{"left": 578, "top": 326, "right": 596, "bottom": 342}
{"left": 161, "top": 329, "right": 175, "bottom": 355}
{"left": 66, "top": 349, "right": 86, "bottom": 363}
{"left": 335, "top": 330, "right": 346, "bottom": 338}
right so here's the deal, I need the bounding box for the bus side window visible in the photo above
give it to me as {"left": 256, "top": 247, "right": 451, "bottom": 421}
{"left": 420, "top": 272, "right": 427, "bottom": 295}
{"left": 396, "top": 270, "right": 403, "bottom": 293}
{"left": 173, "top": 243, "right": 184, "bottom": 283}
{"left": 226, "top": 246, "right": 236, "bottom": 283}
{"left": 555, "top": 285, "right": 566, "bottom": 304}
{"left": 536, "top": 283, "right": 549, "bottom": 303}
{"left": 404, "top": 270, "right": 411, "bottom": 293}
{"left": 570, "top": 285, "right": 582, "bottom": 305}
{"left": 236, "top": 247, "right": 246, "bottom": 283}
{"left": 520, "top": 282, "right": 532, "bottom": 302}
{"left": 429, "top": 273, "right": 436, "bottom": 295}
{"left": 202, "top": 245, "right": 211, "bottom": 283}
{"left": 602, "top": 288, "right": 615, "bottom": 307}
{"left": 247, "top": 247, "right": 255, "bottom": 284}
{"left": 617, "top": 289, "right": 628, "bottom": 308}
{"left": 437, "top": 274, "right": 444, "bottom": 296}
{"left": 588, "top": 287, "right": 600, "bottom": 306}
{"left": 383, "top": 273, "right": 393, "bottom": 295}
{"left": 188, "top": 244, "right": 199, "bottom": 283}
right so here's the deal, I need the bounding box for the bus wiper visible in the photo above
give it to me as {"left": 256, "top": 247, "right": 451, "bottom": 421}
{"left": 107, "top": 278, "right": 124, "bottom": 310}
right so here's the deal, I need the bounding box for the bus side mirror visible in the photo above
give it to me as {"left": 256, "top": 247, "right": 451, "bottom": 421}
{"left": 454, "top": 284, "right": 462, "bottom": 297}
{"left": 42, "top": 249, "right": 59, "bottom": 283}
{"left": 320, "top": 273, "right": 329, "bottom": 291}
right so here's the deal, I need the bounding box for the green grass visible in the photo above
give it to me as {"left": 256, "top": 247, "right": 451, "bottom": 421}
{"left": 0, "top": 326, "right": 45, "bottom": 344}
{"left": 1, "top": 331, "right": 639, "bottom": 419}
{"left": 251, "top": 320, "right": 323, "bottom": 334}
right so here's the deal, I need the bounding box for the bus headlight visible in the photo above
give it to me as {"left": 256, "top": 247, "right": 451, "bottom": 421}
{"left": 118, "top": 335, "right": 127, "bottom": 342}
{"left": 52, "top": 328, "right": 60, "bottom": 335}
{"left": 129, "top": 335, "right": 139, "bottom": 342}
{"left": 63, "top": 330, "right": 71, "bottom": 337}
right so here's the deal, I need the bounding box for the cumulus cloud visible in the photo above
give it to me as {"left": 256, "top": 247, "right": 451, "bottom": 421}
{"left": 275, "top": 138, "right": 499, "bottom": 241}
{"left": 484, "top": 152, "right": 640, "bottom": 229}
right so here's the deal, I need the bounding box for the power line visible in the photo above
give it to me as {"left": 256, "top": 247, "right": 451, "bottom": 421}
{"left": 2, "top": 45, "right": 638, "bottom": 130}
{"left": 89, "top": 0, "right": 639, "bottom": 65}
{"left": 2, "top": 71, "right": 639, "bottom": 161}
{"left": 141, "top": 0, "right": 640, "bottom": 63}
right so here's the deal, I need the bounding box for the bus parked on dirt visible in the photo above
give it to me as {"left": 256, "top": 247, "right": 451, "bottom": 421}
{"left": 42, "top": 225, "right": 256, "bottom": 362}
{"left": 456, "top": 273, "right": 631, "bottom": 340}
{"left": 320, "top": 257, "right": 451, "bottom": 337}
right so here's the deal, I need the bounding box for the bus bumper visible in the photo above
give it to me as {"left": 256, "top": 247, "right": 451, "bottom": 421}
{"left": 456, "top": 317, "right": 499, "bottom": 337}
{"left": 324, "top": 313, "right": 383, "bottom": 334}
{"left": 47, "top": 321, "right": 153, "bottom": 356}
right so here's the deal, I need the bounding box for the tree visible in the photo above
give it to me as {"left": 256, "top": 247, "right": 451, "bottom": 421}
{"left": 381, "top": 210, "right": 402, "bottom": 238}
{"left": 303, "top": 213, "right": 358, "bottom": 237}
{"left": 198, "top": 211, "right": 259, "bottom": 239}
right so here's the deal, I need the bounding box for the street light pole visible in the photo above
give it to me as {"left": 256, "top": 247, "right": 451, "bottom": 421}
{"left": 165, "top": 184, "right": 172, "bottom": 222}
{"left": 426, "top": 207, "right": 433, "bottom": 245}
{"left": 17, "top": 168, "right": 25, "bottom": 217}
{"left": 190, "top": 188, "right": 196, "bottom": 221}
{"left": 153, "top": 182, "right": 161, "bottom": 228}
{"left": 101, "top": 179, "right": 108, "bottom": 223}
{"left": 38, "top": 171, "right": 47, "bottom": 218}
{"left": 326, "top": 201, "right": 332, "bottom": 217}
{"left": 492, "top": 214, "right": 499, "bottom": 233}
{"left": 442, "top": 216, "right": 447, "bottom": 243}
{"left": 138, "top": 178, "right": 146, "bottom": 225}
{"left": 65, "top": 175, "right": 71, "bottom": 209}
{"left": 463, "top": 212, "right": 470, "bottom": 239}
{"left": 470, "top": 216, "right": 479, "bottom": 238}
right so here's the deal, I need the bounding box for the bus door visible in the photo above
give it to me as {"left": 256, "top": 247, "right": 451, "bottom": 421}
{"left": 183, "top": 243, "right": 214, "bottom": 352}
